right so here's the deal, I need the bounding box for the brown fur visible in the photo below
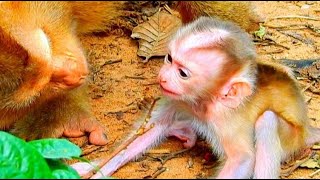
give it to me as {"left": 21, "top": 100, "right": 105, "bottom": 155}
{"left": 245, "top": 60, "right": 308, "bottom": 154}
{"left": 70, "top": 1, "right": 130, "bottom": 35}
{"left": 176, "top": 1, "right": 262, "bottom": 32}
{"left": 0, "top": 1, "right": 129, "bottom": 144}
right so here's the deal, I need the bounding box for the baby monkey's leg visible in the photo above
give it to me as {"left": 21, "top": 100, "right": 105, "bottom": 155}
{"left": 254, "top": 111, "right": 282, "bottom": 178}
{"left": 72, "top": 115, "right": 197, "bottom": 178}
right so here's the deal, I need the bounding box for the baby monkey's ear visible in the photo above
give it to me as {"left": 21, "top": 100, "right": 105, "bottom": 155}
{"left": 218, "top": 79, "right": 252, "bottom": 108}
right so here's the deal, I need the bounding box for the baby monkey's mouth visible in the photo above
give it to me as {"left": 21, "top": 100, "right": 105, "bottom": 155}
{"left": 159, "top": 84, "right": 179, "bottom": 97}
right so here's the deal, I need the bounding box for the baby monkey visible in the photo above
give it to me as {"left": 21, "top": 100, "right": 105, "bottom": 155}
{"left": 72, "top": 17, "right": 320, "bottom": 178}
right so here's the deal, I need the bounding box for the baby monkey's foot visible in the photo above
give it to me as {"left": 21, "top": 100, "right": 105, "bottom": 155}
{"left": 168, "top": 127, "right": 197, "bottom": 148}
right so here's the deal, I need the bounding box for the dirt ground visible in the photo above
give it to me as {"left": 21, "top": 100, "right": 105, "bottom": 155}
{"left": 70, "top": 1, "right": 320, "bottom": 179}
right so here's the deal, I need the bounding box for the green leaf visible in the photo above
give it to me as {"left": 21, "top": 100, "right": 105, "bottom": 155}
{"left": 28, "top": 138, "right": 81, "bottom": 159}
{"left": 254, "top": 23, "right": 266, "bottom": 39}
{"left": 0, "top": 131, "right": 53, "bottom": 178}
{"left": 47, "top": 159, "right": 80, "bottom": 179}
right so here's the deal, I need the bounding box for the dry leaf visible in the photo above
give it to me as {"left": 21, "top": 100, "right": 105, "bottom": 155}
{"left": 300, "top": 159, "right": 320, "bottom": 169}
{"left": 131, "top": 10, "right": 182, "bottom": 62}
{"left": 300, "top": 154, "right": 320, "bottom": 169}
{"left": 312, "top": 144, "right": 320, "bottom": 150}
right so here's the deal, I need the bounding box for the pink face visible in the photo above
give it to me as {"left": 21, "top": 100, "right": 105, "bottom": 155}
{"left": 158, "top": 43, "right": 226, "bottom": 101}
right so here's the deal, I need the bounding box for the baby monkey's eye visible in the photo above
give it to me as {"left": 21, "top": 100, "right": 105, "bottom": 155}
{"left": 178, "top": 68, "right": 190, "bottom": 79}
{"left": 165, "top": 54, "right": 172, "bottom": 64}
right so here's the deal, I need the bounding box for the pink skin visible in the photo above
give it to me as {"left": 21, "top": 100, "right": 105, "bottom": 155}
{"left": 214, "top": 121, "right": 255, "bottom": 179}
{"left": 71, "top": 100, "right": 197, "bottom": 179}
{"left": 159, "top": 84, "right": 180, "bottom": 98}
{"left": 254, "top": 111, "right": 282, "bottom": 178}
{"left": 168, "top": 127, "right": 197, "bottom": 148}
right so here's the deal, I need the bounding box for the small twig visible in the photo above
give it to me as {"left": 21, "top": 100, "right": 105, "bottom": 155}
{"left": 254, "top": 41, "right": 274, "bottom": 46}
{"left": 187, "top": 157, "right": 194, "bottom": 169}
{"left": 297, "top": 77, "right": 309, "bottom": 80}
{"left": 105, "top": 105, "right": 138, "bottom": 115}
{"left": 126, "top": 101, "right": 135, "bottom": 107}
{"left": 151, "top": 167, "right": 167, "bottom": 179}
{"left": 138, "top": 162, "right": 151, "bottom": 172}
{"left": 81, "top": 137, "right": 118, "bottom": 156}
{"left": 82, "top": 97, "right": 161, "bottom": 179}
{"left": 143, "top": 82, "right": 159, "bottom": 86}
{"left": 102, "top": 59, "right": 122, "bottom": 66}
{"left": 160, "top": 148, "right": 191, "bottom": 164}
{"left": 306, "top": 24, "right": 320, "bottom": 34}
{"left": 264, "top": 36, "right": 290, "bottom": 50}
{"left": 163, "top": 4, "right": 174, "bottom": 15}
{"left": 125, "top": 75, "right": 148, "bottom": 80}
{"left": 309, "top": 86, "right": 320, "bottom": 94}
{"left": 278, "top": 30, "right": 314, "bottom": 45}
{"left": 144, "top": 154, "right": 163, "bottom": 162}
{"left": 81, "top": 146, "right": 104, "bottom": 157}
{"left": 144, "top": 97, "right": 161, "bottom": 121}
{"left": 267, "top": 15, "right": 320, "bottom": 22}
{"left": 280, "top": 151, "right": 315, "bottom": 177}
{"left": 147, "top": 149, "right": 171, "bottom": 154}
{"left": 263, "top": 23, "right": 308, "bottom": 30}
{"left": 260, "top": 49, "right": 284, "bottom": 54}
{"left": 302, "top": 84, "right": 312, "bottom": 92}
{"left": 309, "top": 168, "right": 320, "bottom": 178}
{"left": 305, "top": 96, "right": 312, "bottom": 103}
{"left": 145, "top": 148, "right": 191, "bottom": 165}
{"left": 203, "top": 163, "right": 217, "bottom": 169}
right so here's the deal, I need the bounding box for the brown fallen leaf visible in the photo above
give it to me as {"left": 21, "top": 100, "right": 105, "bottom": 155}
{"left": 299, "top": 158, "right": 320, "bottom": 169}
{"left": 312, "top": 144, "right": 320, "bottom": 150}
{"left": 131, "top": 9, "right": 182, "bottom": 62}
